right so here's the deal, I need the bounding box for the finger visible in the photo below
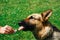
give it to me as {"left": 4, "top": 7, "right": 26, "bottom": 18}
{"left": 4, "top": 25, "right": 13, "bottom": 30}
{"left": 4, "top": 29, "right": 14, "bottom": 34}
{"left": 10, "top": 29, "right": 14, "bottom": 33}
{"left": 4, "top": 31, "right": 9, "bottom": 34}
{"left": 6, "top": 28, "right": 14, "bottom": 34}
{"left": 5, "top": 26, "right": 12, "bottom": 29}
{"left": 5, "top": 25, "right": 14, "bottom": 31}
{"left": 4, "top": 25, "right": 15, "bottom": 34}
{"left": 4, "top": 26, "right": 12, "bottom": 31}
{"left": 4, "top": 28, "right": 14, "bottom": 34}
{"left": 3, "top": 28, "right": 11, "bottom": 34}
{"left": 3, "top": 30, "right": 9, "bottom": 34}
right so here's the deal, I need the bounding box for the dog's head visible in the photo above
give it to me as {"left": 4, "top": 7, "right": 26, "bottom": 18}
{"left": 18, "top": 10, "right": 52, "bottom": 31}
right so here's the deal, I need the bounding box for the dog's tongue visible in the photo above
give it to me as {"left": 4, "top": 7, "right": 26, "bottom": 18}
{"left": 18, "top": 26, "right": 24, "bottom": 31}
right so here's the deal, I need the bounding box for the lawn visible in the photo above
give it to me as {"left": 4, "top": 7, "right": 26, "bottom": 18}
{"left": 0, "top": 0, "right": 60, "bottom": 40}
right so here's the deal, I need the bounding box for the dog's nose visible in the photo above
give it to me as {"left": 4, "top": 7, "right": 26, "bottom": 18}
{"left": 18, "top": 22, "right": 22, "bottom": 26}
{"left": 18, "top": 20, "right": 24, "bottom": 26}
{"left": 18, "top": 20, "right": 25, "bottom": 26}
{"left": 18, "top": 22, "right": 21, "bottom": 24}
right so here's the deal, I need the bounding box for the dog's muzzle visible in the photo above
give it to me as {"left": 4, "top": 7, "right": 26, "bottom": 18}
{"left": 18, "top": 20, "right": 26, "bottom": 30}
{"left": 18, "top": 20, "right": 35, "bottom": 31}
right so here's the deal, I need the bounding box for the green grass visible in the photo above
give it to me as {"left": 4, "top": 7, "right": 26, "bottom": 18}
{"left": 0, "top": 0, "right": 60, "bottom": 40}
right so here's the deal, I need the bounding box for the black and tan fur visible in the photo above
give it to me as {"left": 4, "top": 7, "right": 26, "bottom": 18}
{"left": 18, "top": 10, "right": 60, "bottom": 40}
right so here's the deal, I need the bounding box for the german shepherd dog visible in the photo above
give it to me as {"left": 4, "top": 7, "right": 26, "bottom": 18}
{"left": 18, "top": 10, "right": 60, "bottom": 40}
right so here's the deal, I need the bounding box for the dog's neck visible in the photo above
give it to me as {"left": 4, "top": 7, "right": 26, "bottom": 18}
{"left": 32, "top": 21, "right": 60, "bottom": 40}
{"left": 32, "top": 21, "right": 53, "bottom": 40}
{"left": 32, "top": 27, "right": 53, "bottom": 40}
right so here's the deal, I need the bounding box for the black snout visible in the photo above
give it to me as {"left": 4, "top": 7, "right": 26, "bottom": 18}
{"left": 18, "top": 22, "right": 22, "bottom": 26}
{"left": 18, "top": 20, "right": 26, "bottom": 26}
{"left": 18, "top": 20, "right": 35, "bottom": 31}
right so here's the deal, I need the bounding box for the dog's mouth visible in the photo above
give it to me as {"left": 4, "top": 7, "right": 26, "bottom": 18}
{"left": 18, "top": 20, "right": 27, "bottom": 31}
{"left": 18, "top": 20, "right": 35, "bottom": 31}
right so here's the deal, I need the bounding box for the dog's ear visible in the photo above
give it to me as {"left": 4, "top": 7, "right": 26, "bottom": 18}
{"left": 41, "top": 10, "right": 52, "bottom": 21}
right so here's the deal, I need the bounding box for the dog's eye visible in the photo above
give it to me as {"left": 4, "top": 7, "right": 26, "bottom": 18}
{"left": 29, "top": 16, "right": 33, "bottom": 19}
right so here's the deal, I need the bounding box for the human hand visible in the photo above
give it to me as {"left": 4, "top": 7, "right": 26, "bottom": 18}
{"left": 0, "top": 25, "right": 15, "bottom": 34}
